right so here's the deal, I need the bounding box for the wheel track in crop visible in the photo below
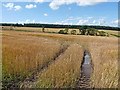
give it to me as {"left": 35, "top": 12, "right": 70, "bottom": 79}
{"left": 18, "top": 44, "right": 69, "bottom": 88}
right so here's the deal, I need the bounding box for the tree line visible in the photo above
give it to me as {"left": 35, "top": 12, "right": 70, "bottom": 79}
{"left": 1, "top": 23, "right": 120, "bottom": 31}
{"left": 58, "top": 28, "right": 109, "bottom": 37}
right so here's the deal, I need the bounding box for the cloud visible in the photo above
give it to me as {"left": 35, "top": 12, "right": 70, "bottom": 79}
{"left": 97, "top": 18, "right": 106, "bottom": 25}
{"left": 62, "top": 17, "right": 81, "bottom": 23}
{"left": 17, "top": 17, "right": 118, "bottom": 27}
{"left": 14, "top": 5, "right": 22, "bottom": 11}
{"left": 76, "top": 0, "right": 108, "bottom": 6}
{"left": 34, "top": 0, "right": 45, "bottom": 3}
{"left": 88, "top": 17, "right": 93, "bottom": 19}
{"left": 92, "top": 20, "right": 97, "bottom": 24}
{"left": 49, "top": 0, "right": 108, "bottom": 10}
{"left": 75, "top": 17, "right": 107, "bottom": 25}
{"left": 53, "top": 21, "right": 73, "bottom": 25}
{"left": 112, "top": 20, "right": 119, "bottom": 24}
{"left": 25, "top": 4, "right": 37, "bottom": 9}
{"left": 19, "top": 19, "right": 35, "bottom": 23}
{"left": 3, "top": 3, "right": 22, "bottom": 11}
{"left": 26, "top": 19, "right": 35, "bottom": 23}
{"left": 60, "top": 17, "right": 90, "bottom": 25}
{"left": 77, "top": 19, "right": 89, "bottom": 25}
{"left": 111, "top": 19, "right": 119, "bottom": 27}
{"left": 3, "top": 3, "right": 14, "bottom": 10}
{"left": 44, "top": 13, "right": 48, "bottom": 16}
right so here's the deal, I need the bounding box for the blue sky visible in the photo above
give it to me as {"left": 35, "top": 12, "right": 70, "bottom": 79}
{"left": 1, "top": 0, "right": 119, "bottom": 27}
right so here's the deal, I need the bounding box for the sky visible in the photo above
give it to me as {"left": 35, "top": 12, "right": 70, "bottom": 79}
{"left": 1, "top": 0, "right": 120, "bottom": 27}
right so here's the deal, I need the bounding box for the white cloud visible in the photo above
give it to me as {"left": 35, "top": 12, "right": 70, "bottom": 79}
{"left": 112, "top": 20, "right": 119, "bottom": 24}
{"left": 18, "top": 20, "right": 51, "bottom": 24}
{"left": 49, "top": 0, "right": 108, "bottom": 10}
{"left": 75, "top": 17, "right": 107, "bottom": 25}
{"left": 34, "top": 0, "right": 45, "bottom": 3}
{"left": 77, "top": 19, "right": 89, "bottom": 25}
{"left": 111, "top": 19, "right": 120, "bottom": 27}
{"left": 25, "top": 19, "right": 35, "bottom": 23}
{"left": 3, "top": 3, "right": 22, "bottom": 11}
{"left": 92, "top": 20, "right": 97, "bottom": 24}
{"left": 98, "top": 18, "right": 106, "bottom": 25}
{"left": 76, "top": 0, "right": 108, "bottom": 6}
{"left": 53, "top": 22, "right": 62, "bottom": 24}
{"left": 61, "top": 17, "right": 92, "bottom": 25}
{"left": 22, "top": 19, "right": 35, "bottom": 23}
{"left": 62, "top": 17, "right": 81, "bottom": 23}
{"left": 14, "top": 5, "right": 22, "bottom": 11}
{"left": 3, "top": 3, "right": 14, "bottom": 10}
{"left": 88, "top": 17, "right": 93, "bottom": 19}
{"left": 25, "top": 4, "right": 37, "bottom": 9}
{"left": 44, "top": 13, "right": 48, "bottom": 16}
{"left": 53, "top": 21, "right": 73, "bottom": 25}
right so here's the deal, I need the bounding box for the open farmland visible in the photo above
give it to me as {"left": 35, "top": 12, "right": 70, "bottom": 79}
{"left": 2, "top": 28, "right": 119, "bottom": 89}
{"left": 2, "top": 31, "right": 69, "bottom": 88}
{"left": 89, "top": 43, "right": 118, "bottom": 88}
{"left": 2, "top": 26, "right": 119, "bottom": 37}
{"left": 99, "top": 29, "right": 120, "bottom": 37}
{"left": 35, "top": 44, "right": 84, "bottom": 88}
{"left": 2, "top": 26, "right": 80, "bottom": 34}
{"left": 1, "top": 1, "right": 119, "bottom": 89}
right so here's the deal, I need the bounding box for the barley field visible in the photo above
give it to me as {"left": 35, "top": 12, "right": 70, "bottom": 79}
{"left": 36, "top": 44, "right": 84, "bottom": 88}
{"left": 2, "top": 31, "right": 68, "bottom": 88}
{"left": 2, "top": 26, "right": 79, "bottom": 34}
{"left": 89, "top": 42, "right": 118, "bottom": 88}
{"left": 2, "top": 28, "right": 119, "bottom": 89}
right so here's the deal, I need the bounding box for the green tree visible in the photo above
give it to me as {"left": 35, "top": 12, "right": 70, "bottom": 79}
{"left": 58, "top": 30, "right": 65, "bottom": 34}
{"left": 42, "top": 27, "right": 45, "bottom": 32}
{"left": 64, "top": 28, "right": 69, "bottom": 34}
{"left": 79, "top": 26, "right": 84, "bottom": 34}
{"left": 98, "top": 31, "right": 106, "bottom": 36}
{"left": 87, "top": 28, "right": 98, "bottom": 36}
{"left": 71, "top": 30, "right": 77, "bottom": 35}
{"left": 10, "top": 25, "right": 13, "bottom": 30}
{"left": 79, "top": 26, "right": 88, "bottom": 35}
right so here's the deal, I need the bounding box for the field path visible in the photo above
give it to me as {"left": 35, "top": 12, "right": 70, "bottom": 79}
{"left": 19, "top": 45, "right": 69, "bottom": 88}
{"left": 76, "top": 50, "right": 93, "bottom": 88}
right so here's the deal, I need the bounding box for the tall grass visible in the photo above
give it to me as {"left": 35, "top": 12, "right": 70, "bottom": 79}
{"left": 89, "top": 43, "right": 118, "bottom": 88}
{"left": 2, "top": 34, "right": 64, "bottom": 88}
{"left": 35, "top": 44, "right": 84, "bottom": 88}
{"left": 2, "top": 30, "right": 118, "bottom": 88}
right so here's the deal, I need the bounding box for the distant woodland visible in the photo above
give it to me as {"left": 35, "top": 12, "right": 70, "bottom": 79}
{"left": 1, "top": 23, "right": 120, "bottom": 31}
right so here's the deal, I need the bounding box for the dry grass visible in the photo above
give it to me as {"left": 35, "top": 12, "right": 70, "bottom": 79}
{"left": 1, "top": 26, "right": 62, "bottom": 32}
{"left": 2, "top": 32, "right": 66, "bottom": 88}
{"left": 28, "top": 31, "right": 118, "bottom": 88}
{"left": 2, "top": 30, "right": 118, "bottom": 88}
{"left": 35, "top": 44, "right": 84, "bottom": 88}
{"left": 3, "top": 26, "right": 119, "bottom": 36}
{"left": 2, "top": 26, "right": 80, "bottom": 34}
{"left": 89, "top": 42, "right": 118, "bottom": 88}
{"left": 2, "top": 26, "right": 42, "bottom": 32}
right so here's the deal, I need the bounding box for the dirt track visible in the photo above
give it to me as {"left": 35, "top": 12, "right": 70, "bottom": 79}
{"left": 19, "top": 45, "right": 69, "bottom": 88}
{"left": 77, "top": 50, "right": 93, "bottom": 88}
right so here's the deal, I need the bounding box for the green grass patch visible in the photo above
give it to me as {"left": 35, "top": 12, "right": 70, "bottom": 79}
{"left": 110, "top": 34, "right": 120, "bottom": 38}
